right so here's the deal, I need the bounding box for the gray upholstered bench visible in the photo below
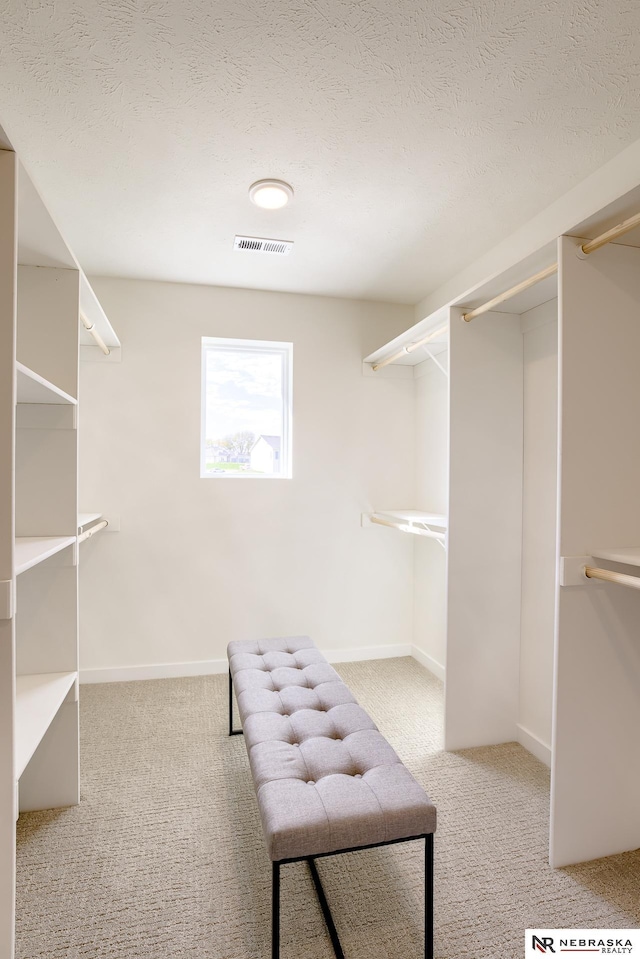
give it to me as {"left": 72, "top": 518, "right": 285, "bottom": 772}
{"left": 227, "top": 635, "right": 437, "bottom": 959}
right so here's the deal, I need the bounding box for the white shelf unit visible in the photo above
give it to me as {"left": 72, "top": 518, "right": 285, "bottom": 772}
{"left": 365, "top": 273, "right": 553, "bottom": 829}
{"left": 363, "top": 189, "right": 640, "bottom": 869}
{"left": 366, "top": 283, "right": 558, "bottom": 828}
{"left": 0, "top": 136, "right": 118, "bottom": 959}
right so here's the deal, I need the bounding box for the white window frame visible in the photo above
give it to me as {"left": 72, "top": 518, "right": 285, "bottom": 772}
{"left": 200, "top": 336, "right": 293, "bottom": 479}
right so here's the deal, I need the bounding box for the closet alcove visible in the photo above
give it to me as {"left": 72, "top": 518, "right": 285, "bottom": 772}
{"left": 364, "top": 192, "right": 640, "bottom": 868}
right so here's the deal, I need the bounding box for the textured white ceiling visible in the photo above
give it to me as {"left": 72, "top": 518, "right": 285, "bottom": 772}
{"left": 2, "top": 0, "right": 640, "bottom": 304}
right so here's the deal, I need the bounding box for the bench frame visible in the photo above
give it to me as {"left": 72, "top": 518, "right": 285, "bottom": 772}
{"left": 228, "top": 670, "right": 435, "bottom": 959}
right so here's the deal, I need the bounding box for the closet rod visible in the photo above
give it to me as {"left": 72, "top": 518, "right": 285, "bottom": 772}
{"left": 370, "top": 515, "right": 446, "bottom": 541}
{"left": 580, "top": 210, "right": 640, "bottom": 256}
{"left": 461, "top": 208, "right": 640, "bottom": 323}
{"left": 461, "top": 263, "right": 558, "bottom": 322}
{"left": 80, "top": 312, "right": 110, "bottom": 356}
{"left": 584, "top": 565, "right": 640, "bottom": 591}
{"left": 78, "top": 520, "right": 108, "bottom": 544}
{"left": 372, "top": 323, "right": 448, "bottom": 372}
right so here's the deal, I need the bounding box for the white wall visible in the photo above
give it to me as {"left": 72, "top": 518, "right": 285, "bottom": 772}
{"left": 78, "top": 278, "right": 415, "bottom": 675}
{"left": 412, "top": 359, "right": 448, "bottom": 677}
{"left": 518, "top": 299, "right": 558, "bottom": 764}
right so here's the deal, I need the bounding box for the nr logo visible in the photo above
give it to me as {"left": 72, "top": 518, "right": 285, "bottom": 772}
{"left": 532, "top": 937, "right": 556, "bottom": 954}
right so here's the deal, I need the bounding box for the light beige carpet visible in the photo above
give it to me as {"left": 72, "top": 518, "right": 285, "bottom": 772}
{"left": 16, "top": 658, "right": 640, "bottom": 959}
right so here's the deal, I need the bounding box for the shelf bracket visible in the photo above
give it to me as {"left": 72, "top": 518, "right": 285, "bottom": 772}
{"left": 559, "top": 556, "right": 594, "bottom": 587}
{"left": 421, "top": 345, "right": 448, "bottom": 377}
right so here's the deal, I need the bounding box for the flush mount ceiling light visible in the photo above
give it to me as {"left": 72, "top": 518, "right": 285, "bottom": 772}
{"left": 249, "top": 179, "right": 294, "bottom": 210}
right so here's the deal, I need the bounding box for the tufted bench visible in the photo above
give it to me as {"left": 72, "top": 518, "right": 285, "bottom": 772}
{"left": 227, "top": 635, "right": 436, "bottom": 959}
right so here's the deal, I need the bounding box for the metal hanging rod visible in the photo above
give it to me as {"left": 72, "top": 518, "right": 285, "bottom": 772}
{"left": 78, "top": 520, "right": 108, "bottom": 544}
{"left": 461, "top": 209, "right": 640, "bottom": 323}
{"left": 462, "top": 263, "right": 558, "bottom": 323}
{"left": 372, "top": 323, "right": 448, "bottom": 372}
{"left": 370, "top": 515, "right": 446, "bottom": 542}
{"left": 584, "top": 565, "right": 640, "bottom": 591}
{"left": 80, "top": 312, "right": 111, "bottom": 356}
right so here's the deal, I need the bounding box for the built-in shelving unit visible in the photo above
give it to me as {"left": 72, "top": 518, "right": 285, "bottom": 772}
{"left": 15, "top": 672, "right": 77, "bottom": 779}
{"left": 1, "top": 126, "right": 119, "bottom": 959}
{"left": 15, "top": 536, "right": 76, "bottom": 575}
{"left": 362, "top": 183, "right": 640, "bottom": 874}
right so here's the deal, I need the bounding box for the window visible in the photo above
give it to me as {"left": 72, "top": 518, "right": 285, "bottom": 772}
{"left": 201, "top": 337, "right": 292, "bottom": 478}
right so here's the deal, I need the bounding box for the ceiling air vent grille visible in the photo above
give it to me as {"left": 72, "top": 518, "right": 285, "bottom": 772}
{"left": 234, "top": 235, "right": 293, "bottom": 256}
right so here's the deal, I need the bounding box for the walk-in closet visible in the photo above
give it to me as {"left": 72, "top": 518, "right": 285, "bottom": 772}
{"left": 3, "top": 2, "right": 640, "bottom": 954}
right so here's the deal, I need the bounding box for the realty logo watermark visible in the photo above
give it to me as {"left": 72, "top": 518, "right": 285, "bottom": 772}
{"left": 526, "top": 930, "right": 640, "bottom": 955}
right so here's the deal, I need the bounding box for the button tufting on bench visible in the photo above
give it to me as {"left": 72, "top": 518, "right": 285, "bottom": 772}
{"left": 228, "top": 635, "right": 437, "bottom": 863}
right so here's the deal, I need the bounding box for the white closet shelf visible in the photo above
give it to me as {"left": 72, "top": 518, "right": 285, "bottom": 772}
{"left": 15, "top": 672, "right": 77, "bottom": 779}
{"left": 80, "top": 274, "right": 121, "bottom": 351}
{"left": 375, "top": 510, "right": 447, "bottom": 528}
{"left": 16, "top": 362, "right": 77, "bottom": 405}
{"left": 365, "top": 510, "right": 447, "bottom": 546}
{"left": 78, "top": 512, "right": 102, "bottom": 530}
{"left": 15, "top": 535, "right": 76, "bottom": 575}
{"left": 590, "top": 546, "right": 640, "bottom": 566}
{"left": 364, "top": 313, "right": 449, "bottom": 369}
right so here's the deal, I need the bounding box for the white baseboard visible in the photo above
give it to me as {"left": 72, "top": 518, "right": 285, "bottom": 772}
{"left": 410, "top": 645, "right": 445, "bottom": 681}
{"left": 80, "top": 659, "right": 228, "bottom": 684}
{"left": 517, "top": 723, "right": 551, "bottom": 767}
{"left": 82, "top": 655, "right": 549, "bottom": 772}
{"left": 79, "top": 644, "right": 413, "bottom": 684}
{"left": 324, "top": 643, "right": 411, "bottom": 664}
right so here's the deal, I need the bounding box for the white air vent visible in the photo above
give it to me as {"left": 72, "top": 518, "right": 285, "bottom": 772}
{"left": 234, "top": 235, "right": 293, "bottom": 256}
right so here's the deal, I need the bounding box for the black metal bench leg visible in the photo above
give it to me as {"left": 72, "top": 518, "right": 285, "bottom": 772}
{"left": 425, "top": 834, "right": 434, "bottom": 959}
{"left": 228, "top": 670, "right": 243, "bottom": 736}
{"left": 268, "top": 835, "right": 432, "bottom": 959}
{"left": 307, "top": 858, "right": 345, "bottom": 959}
{"left": 272, "top": 861, "right": 280, "bottom": 959}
